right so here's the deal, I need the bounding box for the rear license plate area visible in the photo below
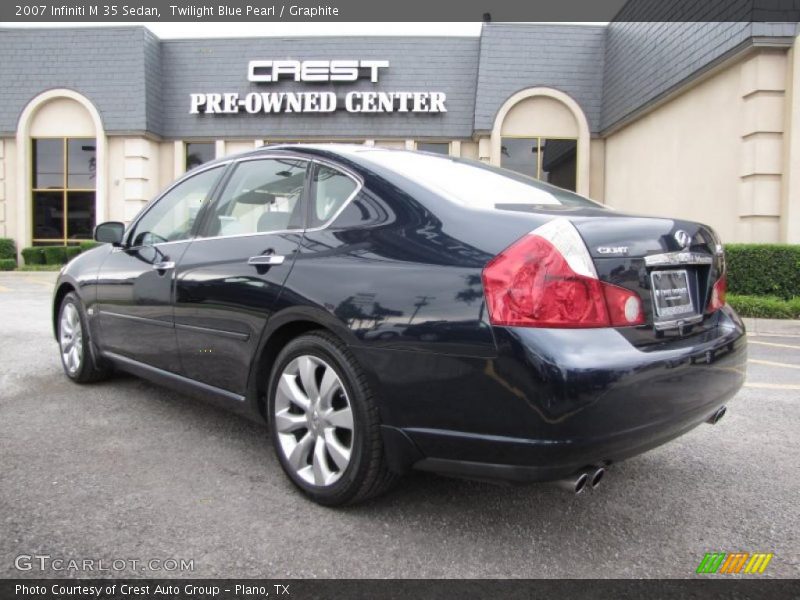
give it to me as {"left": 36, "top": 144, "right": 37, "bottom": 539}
{"left": 650, "top": 269, "right": 695, "bottom": 319}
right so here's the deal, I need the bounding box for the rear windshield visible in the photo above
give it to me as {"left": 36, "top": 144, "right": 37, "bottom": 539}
{"left": 359, "top": 150, "right": 600, "bottom": 209}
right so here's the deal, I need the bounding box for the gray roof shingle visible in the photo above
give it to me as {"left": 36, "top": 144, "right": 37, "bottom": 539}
{"left": 1, "top": 21, "right": 797, "bottom": 139}
{"left": 474, "top": 23, "right": 607, "bottom": 133}
{"left": 0, "top": 27, "right": 151, "bottom": 135}
{"left": 159, "top": 35, "right": 479, "bottom": 139}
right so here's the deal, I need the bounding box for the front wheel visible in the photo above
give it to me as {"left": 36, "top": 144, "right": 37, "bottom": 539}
{"left": 57, "top": 292, "right": 111, "bottom": 383}
{"left": 267, "top": 331, "right": 397, "bottom": 506}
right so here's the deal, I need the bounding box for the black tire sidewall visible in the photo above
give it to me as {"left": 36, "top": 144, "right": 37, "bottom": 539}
{"left": 267, "top": 333, "right": 372, "bottom": 505}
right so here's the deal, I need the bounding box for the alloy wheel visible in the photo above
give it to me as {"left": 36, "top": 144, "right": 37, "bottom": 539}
{"left": 59, "top": 303, "right": 83, "bottom": 374}
{"left": 273, "top": 355, "right": 355, "bottom": 487}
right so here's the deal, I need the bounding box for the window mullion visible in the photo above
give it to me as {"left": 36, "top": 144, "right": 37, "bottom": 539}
{"left": 63, "top": 137, "right": 68, "bottom": 245}
{"left": 536, "top": 137, "right": 542, "bottom": 180}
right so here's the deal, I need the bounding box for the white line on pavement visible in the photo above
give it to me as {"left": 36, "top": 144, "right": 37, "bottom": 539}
{"left": 749, "top": 359, "right": 800, "bottom": 370}
{"left": 744, "top": 382, "right": 800, "bottom": 390}
{"left": 748, "top": 340, "right": 800, "bottom": 350}
{"left": 748, "top": 332, "right": 800, "bottom": 339}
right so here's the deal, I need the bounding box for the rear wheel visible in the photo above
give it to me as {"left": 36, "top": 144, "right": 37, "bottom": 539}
{"left": 57, "top": 292, "right": 111, "bottom": 383}
{"left": 267, "top": 331, "right": 397, "bottom": 505}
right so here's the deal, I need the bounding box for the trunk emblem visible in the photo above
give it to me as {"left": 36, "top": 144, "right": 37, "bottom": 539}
{"left": 597, "top": 246, "right": 628, "bottom": 255}
{"left": 674, "top": 230, "right": 692, "bottom": 248}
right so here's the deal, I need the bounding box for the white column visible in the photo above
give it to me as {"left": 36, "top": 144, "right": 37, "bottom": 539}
{"left": 783, "top": 37, "right": 800, "bottom": 243}
{"left": 478, "top": 137, "right": 491, "bottom": 163}
{"left": 173, "top": 141, "right": 185, "bottom": 178}
{"left": 0, "top": 140, "right": 5, "bottom": 238}
{"left": 122, "top": 138, "right": 155, "bottom": 223}
{"left": 737, "top": 51, "right": 786, "bottom": 242}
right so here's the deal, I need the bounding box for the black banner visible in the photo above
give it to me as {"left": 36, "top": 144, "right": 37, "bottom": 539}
{"left": 2, "top": 579, "right": 800, "bottom": 600}
{"left": 2, "top": 0, "right": 800, "bottom": 22}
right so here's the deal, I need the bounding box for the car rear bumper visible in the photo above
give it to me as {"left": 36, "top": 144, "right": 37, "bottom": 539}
{"left": 404, "top": 396, "right": 734, "bottom": 482}
{"left": 365, "top": 306, "right": 746, "bottom": 482}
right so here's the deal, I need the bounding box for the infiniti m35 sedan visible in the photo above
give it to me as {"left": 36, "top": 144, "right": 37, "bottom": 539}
{"left": 53, "top": 144, "right": 746, "bottom": 505}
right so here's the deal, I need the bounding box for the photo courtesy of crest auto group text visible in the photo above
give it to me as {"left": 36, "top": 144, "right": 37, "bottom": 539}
{"left": 1, "top": 0, "right": 799, "bottom": 598}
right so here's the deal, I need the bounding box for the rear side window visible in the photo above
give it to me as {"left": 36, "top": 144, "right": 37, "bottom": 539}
{"left": 203, "top": 158, "right": 307, "bottom": 237}
{"left": 310, "top": 165, "right": 358, "bottom": 228}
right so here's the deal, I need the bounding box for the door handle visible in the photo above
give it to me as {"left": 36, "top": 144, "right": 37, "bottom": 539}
{"left": 248, "top": 254, "right": 285, "bottom": 266}
{"left": 152, "top": 261, "right": 175, "bottom": 271}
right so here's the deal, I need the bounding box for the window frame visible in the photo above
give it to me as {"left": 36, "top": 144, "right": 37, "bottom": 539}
{"left": 124, "top": 161, "right": 230, "bottom": 250}
{"left": 197, "top": 156, "right": 312, "bottom": 239}
{"left": 416, "top": 142, "right": 451, "bottom": 156}
{"left": 500, "top": 135, "right": 578, "bottom": 191}
{"left": 184, "top": 141, "right": 217, "bottom": 172}
{"left": 191, "top": 153, "right": 363, "bottom": 241}
{"left": 307, "top": 161, "right": 363, "bottom": 230}
{"left": 31, "top": 136, "right": 97, "bottom": 245}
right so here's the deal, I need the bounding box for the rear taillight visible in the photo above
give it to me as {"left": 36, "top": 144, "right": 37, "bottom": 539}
{"left": 482, "top": 219, "right": 644, "bottom": 328}
{"left": 707, "top": 274, "right": 727, "bottom": 313}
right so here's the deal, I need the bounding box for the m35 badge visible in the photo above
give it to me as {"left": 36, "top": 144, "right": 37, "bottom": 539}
{"left": 597, "top": 246, "right": 629, "bottom": 255}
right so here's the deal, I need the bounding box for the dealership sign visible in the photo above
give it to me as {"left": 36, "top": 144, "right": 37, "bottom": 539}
{"left": 189, "top": 59, "right": 447, "bottom": 115}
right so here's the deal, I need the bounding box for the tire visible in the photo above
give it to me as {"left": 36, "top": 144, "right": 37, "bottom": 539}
{"left": 267, "top": 331, "right": 398, "bottom": 506}
{"left": 57, "top": 292, "right": 112, "bottom": 383}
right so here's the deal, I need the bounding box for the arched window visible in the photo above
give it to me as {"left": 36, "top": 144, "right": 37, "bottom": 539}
{"left": 16, "top": 90, "right": 106, "bottom": 249}
{"left": 491, "top": 88, "right": 591, "bottom": 196}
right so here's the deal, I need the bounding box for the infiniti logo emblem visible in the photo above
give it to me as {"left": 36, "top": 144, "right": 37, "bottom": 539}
{"left": 674, "top": 230, "right": 692, "bottom": 248}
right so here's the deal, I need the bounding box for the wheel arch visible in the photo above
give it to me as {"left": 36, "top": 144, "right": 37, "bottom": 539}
{"left": 247, "top": 307, "right": 362, "bottom": 421}
{"left": 52, "top": 281, "right": 77, "bottom": 339}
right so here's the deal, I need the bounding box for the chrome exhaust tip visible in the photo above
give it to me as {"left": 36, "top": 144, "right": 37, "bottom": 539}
{"left": 707, "top": 405, "right": 727, "bottom": 425}
{"left": 554, "top": 471, "right": 589, "bottom": 494}
{"left": 589, "top": 467, "right": 605, "bottom": 490}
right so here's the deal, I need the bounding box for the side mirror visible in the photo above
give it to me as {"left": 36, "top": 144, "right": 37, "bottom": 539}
{"left": 94, "top": 221, "right": 125, "bottom": 246}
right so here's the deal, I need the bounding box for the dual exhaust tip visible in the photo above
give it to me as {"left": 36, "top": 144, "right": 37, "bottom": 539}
{"left": 555, "top": 466, "right": 605, "bottom": 495}
{"left": 707, "top": 405, "right": 727, "bottom": 425}
{"left": 554, "top": 406, "right": 728, "bottom": 495}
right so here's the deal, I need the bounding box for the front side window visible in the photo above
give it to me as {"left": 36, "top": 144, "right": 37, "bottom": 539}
{"left": 185, "top": 142, "right": 215, "bottom": 171}
{"left": 32, "top": 137, "right": 96, "bottom": 245}
{"left": 500, "top": 137, "right": 577, "bottom": 192}
{"left": 129, "top": 166, "right": 223, "bottom": 247}
{"left": 310, "top": 165, "right": 358, "bottom": 228}
{"left": 204, "top": 158, "right": 307, "bottom": 237}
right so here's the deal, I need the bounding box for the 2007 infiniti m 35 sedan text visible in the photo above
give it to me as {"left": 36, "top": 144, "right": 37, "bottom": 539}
{"left": 53, "top": 145, "right": 746, "bottom": 505}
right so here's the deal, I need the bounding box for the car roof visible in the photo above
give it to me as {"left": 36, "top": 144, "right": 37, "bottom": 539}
{"left": 186, "top": 143, "right": 439, "bottom": 184}
{"left": 185, "top": 143, "right": 407, "bottom": 174}
{"left": 192, "top": 143, "right": 597, "bottom": 208}
{"left": 218, "top": 143, "right": 425, "bottom": 164}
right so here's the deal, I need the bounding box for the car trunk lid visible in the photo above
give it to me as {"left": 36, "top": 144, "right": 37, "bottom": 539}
{"left": 485, "top": 206, "right": 726, "bottom": 345}
{"left": 571, "top": 215, "right": 725, "bottom": 343}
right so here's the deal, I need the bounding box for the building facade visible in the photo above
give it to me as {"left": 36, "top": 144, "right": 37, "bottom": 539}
{"left": 1, "top": 21, "right": 799, "bottom": 255}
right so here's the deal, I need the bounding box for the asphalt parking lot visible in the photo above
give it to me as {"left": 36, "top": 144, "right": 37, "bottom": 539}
{"left": 1, "top": 271, "right": 798, "bottom": 578}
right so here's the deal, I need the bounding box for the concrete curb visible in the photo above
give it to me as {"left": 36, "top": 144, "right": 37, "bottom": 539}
{"left": 743, "top": 317, "right": 800, "bottom": 336}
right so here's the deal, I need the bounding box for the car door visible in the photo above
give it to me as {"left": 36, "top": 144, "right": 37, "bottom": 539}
{"left": 94, "top": 164, "right": 227, "bottom": 373}
{"left": 172, "top": 155, "right": 309, "bottom": 394}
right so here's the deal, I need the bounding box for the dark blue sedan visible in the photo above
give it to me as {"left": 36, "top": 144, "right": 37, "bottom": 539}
{"left": 52, "top": 145, "right": 746, "bottom": 505}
